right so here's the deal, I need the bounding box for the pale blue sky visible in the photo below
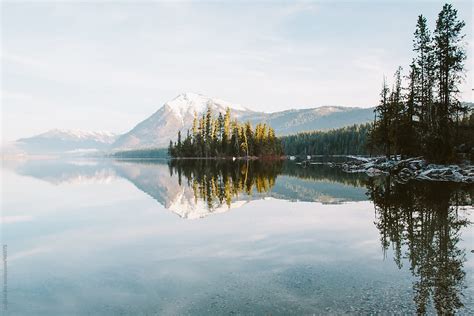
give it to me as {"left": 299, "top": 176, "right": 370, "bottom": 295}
{"left": 1, "top": 0, "right": 472, "bottom": 141}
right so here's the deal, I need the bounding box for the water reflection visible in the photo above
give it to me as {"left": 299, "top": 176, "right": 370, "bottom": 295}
{"left": 368, "top": 177, "right": 473, "bottom": 314}
{"left": 168, "top": 159, "right": 282, "bottom": 210}
{"left": 12, "top": 159, "right": 369, "bottom": 218}
{"left": 3, "top": 158, "right": 473, "bottom": 313}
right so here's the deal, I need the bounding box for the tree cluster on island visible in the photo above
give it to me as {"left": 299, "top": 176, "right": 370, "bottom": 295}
{"left": 368, "top": 3, "right": 473, "bottom": 163}
{"left": 168, "top": 107, "right": 283, "bottom": 158}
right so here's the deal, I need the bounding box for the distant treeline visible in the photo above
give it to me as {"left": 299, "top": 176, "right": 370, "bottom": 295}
{"left": 281, "top": 123, "right": 371, "bottom": 156}
{"left": 112, "top": 148, "right": 168, "bottom": 159}
{"left": 368, "top": 4, "right": 472, "bottom": 163}
{"left": 169, "top": 107, "right": 283, "bottom": 158}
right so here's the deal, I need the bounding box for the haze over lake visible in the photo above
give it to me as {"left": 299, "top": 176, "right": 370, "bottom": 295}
{"left": 2, "top": 159, "right": 473, "bottom": 315}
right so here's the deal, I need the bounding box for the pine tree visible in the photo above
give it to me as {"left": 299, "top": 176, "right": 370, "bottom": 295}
{"left": 168, "top": 140, "right": 174, "bottom": 157}
{"left": 389, "top": 67, "right": 404, "bottom": 159}
{"left": 374, "top": 77, "right": 392, "bottom": 157}
{"left": 204, "top": 107, "right": 213, "bottom": 157}
{"left": 431, "top": 3, "right": 467, "bottom": 162}
{"left": 401, "top": 62, "right": 419, "bottom": 157}
{"left": 223, "top": 107, "right": 231, "bottom": 154}
{"left": 217, "top": 112, "right": 224, "bottom": 152}
{"left": 176, "top": 130, "right": 182, "bottom": 156}
{"left": 231, "top": 120, "right": 240, "bottom": 156}
{"left": 244, "top": 122, "right": 253, "bottom": 156}
{"left": 240, "top": 125, "right": 248, "bottom": 157}
{"left": 413, "top": 15, "right": 435, "bottom": 127}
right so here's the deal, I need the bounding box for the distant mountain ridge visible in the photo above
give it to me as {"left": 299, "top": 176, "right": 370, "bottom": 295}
{"left": 16, "top": 129, "right": 118, "bottom": 154}
{"left": 13, "top": 92, "right": 377, "bottom": 153}
{"left": 245, "top": 106, "right": 374, "bottom": 136}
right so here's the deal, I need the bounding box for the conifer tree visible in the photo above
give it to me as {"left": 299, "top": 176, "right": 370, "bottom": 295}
{"left": 401, "top": 62, "right": 419, "bottom": 157}
{"left": 431, "top": 3, "right": 466, "bottom": 162}
{"left": 413, "top": 15, "right": 435, "bottom": 126}
{"left": 176, "top": 130, "right": 182, "bottom": 156}
{"left": 389, "top": 67, "right": 404, "bottom": 159}
{"left": 217, "top": 112, "right": 224, "bottom": 150}
{"left": 374, "top": 77, "right": 392, "bottom": 157}
{"left": 223, "top": 108, "right": 231, "bottom": 154}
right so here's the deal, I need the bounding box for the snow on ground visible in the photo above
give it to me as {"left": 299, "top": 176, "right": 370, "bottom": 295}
{"left": 340, "top": 156, "right": 474, "bottom": 183}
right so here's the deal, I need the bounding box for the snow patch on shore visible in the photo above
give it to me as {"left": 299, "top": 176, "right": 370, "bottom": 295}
{"left": 340, "top": 157, "right": 473, "bottom": 183}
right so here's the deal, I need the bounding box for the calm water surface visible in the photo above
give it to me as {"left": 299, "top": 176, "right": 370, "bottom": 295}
{"left": 1, "top": 159, "right": 473, "bottom": 315}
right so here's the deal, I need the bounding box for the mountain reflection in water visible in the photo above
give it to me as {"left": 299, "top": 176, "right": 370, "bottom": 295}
{"left": 13, "top": 159, "right": 370, "bottom": 218}
{"left": 7, "top": 158, "right": 474, "bottom": 314}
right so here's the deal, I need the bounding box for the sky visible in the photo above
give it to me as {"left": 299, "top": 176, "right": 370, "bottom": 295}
{"left": 1, "top": 0, "right": 472, "bottom": 142}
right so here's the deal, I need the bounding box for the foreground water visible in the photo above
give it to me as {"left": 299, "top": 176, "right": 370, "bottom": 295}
{"left": 1, "top": 158, "right": 473, "bottom": 315}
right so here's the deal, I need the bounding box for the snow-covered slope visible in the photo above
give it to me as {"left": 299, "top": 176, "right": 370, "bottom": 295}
{"left": 165, "top": 92, "right": 249, "bottom": 123}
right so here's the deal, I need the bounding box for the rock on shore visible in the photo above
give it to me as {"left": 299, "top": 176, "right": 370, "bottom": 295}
{"left": 341, "top": 157, "right": 474, "bottom": 183}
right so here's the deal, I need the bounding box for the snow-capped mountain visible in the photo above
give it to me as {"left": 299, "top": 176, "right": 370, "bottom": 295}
{"left": 16, "top": 129, "right": 118, "bottom": 154}
{"left": 112, "top": 92, "right": 374, "bottom": 150}
{"left": 112, "top": 92, "right": 257, "bottom": 150}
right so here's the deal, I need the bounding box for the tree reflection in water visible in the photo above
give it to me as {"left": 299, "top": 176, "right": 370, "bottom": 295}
{"left": 168, "top": 159, "right": 283, "bottom": 210}
{"left": 167, "top": 159, "right": 472, "bottom": 313}
{"left": 367, "top": 177, "right": 473, "bottom": 315}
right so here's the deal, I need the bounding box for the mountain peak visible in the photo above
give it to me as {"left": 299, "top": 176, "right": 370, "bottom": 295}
{"left": 164, "top": 92, "right": 249, "bottom": 118}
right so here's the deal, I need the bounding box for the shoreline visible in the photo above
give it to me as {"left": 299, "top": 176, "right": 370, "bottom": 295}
{"left": 337, "top": 156, "right": 474, "bottom": 184}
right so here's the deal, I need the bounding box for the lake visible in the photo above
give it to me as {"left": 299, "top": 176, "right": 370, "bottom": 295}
{"left": 1, "top": 158, "right": 473, "bottom": 315}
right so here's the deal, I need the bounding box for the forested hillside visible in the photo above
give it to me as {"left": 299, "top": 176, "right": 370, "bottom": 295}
{"left": 281, "top": 124, "right": 371, "bottom": 156}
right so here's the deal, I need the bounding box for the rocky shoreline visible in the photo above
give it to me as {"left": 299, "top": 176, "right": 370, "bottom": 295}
{"left": 337, "top": 156, "right": 474, "bottom": 183}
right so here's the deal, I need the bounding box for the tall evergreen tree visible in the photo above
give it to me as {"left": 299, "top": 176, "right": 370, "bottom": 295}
{"left": 431, "top": 3, "right": 467, "bottom": 162}
{"left": 223, "top": 108, "right": 231, "bottom": 154}
{"left": 374, "top": 77, "right": 392, "bottom": 157}
{"left": 413, "top": 15, "right": 435, "bottom": 126}
{"left": 176, "top": 130, "right": 182, "bottom": 156}
{"left": 401, "top": 62, "right": 419, "bottom": 157}
{"left": 389, "top": 67, "right": 404, "bottom": 158}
